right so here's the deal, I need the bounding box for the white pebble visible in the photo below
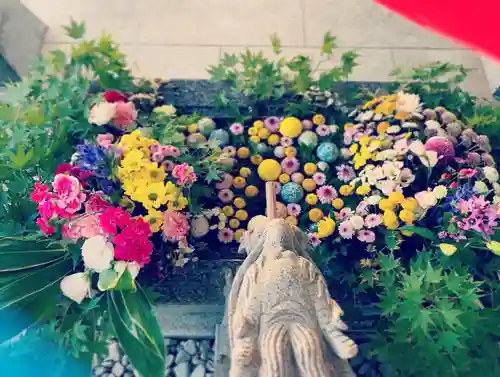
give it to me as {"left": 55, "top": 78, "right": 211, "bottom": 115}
{"left": 166, "top": 354, "right": 175, "bottom": 367}
{"left": 206, "top": 359, "right": 215, "bottom": 372}
{"left": 175, "top": 349, "right": 191, "bottom": 364}
{"left": 108, "top": 342, "right": 121, "bottom": 362}
{"left": 173, "top": 362, "right": 190, "bottom": 377}
{"left": 191, "top": 364, "right": 206, "bottom": 377}
{"left": 111, "top": 362, "right": 125, "bottom": 377}
{"left": 183, "top": 339, "right": 197, "bottom": 356}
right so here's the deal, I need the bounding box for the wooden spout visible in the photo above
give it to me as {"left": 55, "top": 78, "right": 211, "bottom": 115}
{"left": 266, "top": 181, "right": 277, "bottom": 219}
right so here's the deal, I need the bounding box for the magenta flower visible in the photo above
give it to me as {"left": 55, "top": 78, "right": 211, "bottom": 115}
{"left": 287, "top": 203, "right": 301, "bottom": 217}
{"left": 339, "top": 221, "right": 355, "bottom": 239}
{"left": 317, "top": 185, "right": 337, "bottom": 204}
{"left": 357, "top": 230, "right": 376, "bottom": 243}
{"left": 336, "top": 164, "right": 356, "bottom": 182}
{"left": 215, "top": 173, "right": 233, "bottom": 190}
{"left": 438, "top": 231, "right": 448, "bottom": 239}
{"left": 264, "top": 117, "right": 280, "bottom": 132}
{"left": 316, "top": 125, "right": 330, "bottom": 137}
{"left": 281, "top": 157, "right": 300, "bottom": 175}
{"left": 364, "top": 214, "right": 382, "bottom": 228}
{"left": 425, "top": 136, "right": 455, "bottom": 163}
{"left": 312, "top": 172, "right": 326, "bottom": 186}
{"left": 172, "top": 163, "right": 197, "bottom": 185}
{"left": 229, "top": 123, "right": 244, "bottom": 135}
{"left": 308, "top": 232, "right": 321, "bottom": 247}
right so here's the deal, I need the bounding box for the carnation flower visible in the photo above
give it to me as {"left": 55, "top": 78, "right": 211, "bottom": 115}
{"left": 163, "top": 211, "right": 190, "bottom": 242}
{"left": 317, "top": 185, "right": 337, "bottom": 204}
{"left": 31, "top": 182, "right": 51, "bottom": 203}
{"left": 396, "top": 92, "right": 421, "bottom": 113}
{"left": 113, "top": 219, "right": 153, "bottom": 266}
{"left": 112, "top": 101, "right": 137, "bottom": 129}
{"left": 100, "top": 207, "right": 132, "bottom": 234}
{"left": 264, "top": 117, "right": 280, "bottom": 132}
{"left": 218, "top": 228, "right": 234, "bottom": 243}
{"left": 96, "top": 133, "right": 115, "bottom": 150}
{"left": 339, "top": 221, "right": 355, "bottom": 239}
{"left": 36, "top": 218, "right": 56, "bottom": 236}
{"left": 364, "top": 214, "right": 382, "bottom": 228}
{"left": 104, "top": 90, "right": 128, "bottom": 103}
{"left": 312, "top": 172, "right": 326, "bottom": 186}
{"left": 316, "top": 125, "right": 330, "bottom": 137}
{"left": 458, "top": 168, "right": 477, "bottom": 179}
{"left": 357, "top": 229, "right": 376, "bottom": 243}
{"left": 89, "top": 102, "right": 116, "bottom": 126}
{"left": 307, "top": 232, "right": 321, "bottom": 247}
{"left": 281, "top": 157, "right": 300, "bottom": 175}
{"left": 336, "top": 164, "right": 356, "bottom": 182}
{"left": 172, "top": 163, "right": 197, "bottom": 185}
{"left": 287, "top": 203, "right": 301, "bottom": 217}
{"left": 230, "top": 123, "right": 244, "bottom": 135}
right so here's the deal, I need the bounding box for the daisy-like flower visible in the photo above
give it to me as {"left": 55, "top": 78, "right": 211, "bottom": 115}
{"left": 229, "top": 123, "right": 244, "bottom": 135}
{"left": 222, "top": 146, "right": 236, "bottom": 157}
{"left": 308, "top": 232, "right": 321, "bottom": 247}
{"left": 396, "top": 92, "right": 421, "bottom": 114}
{"left": 312, "top": 172, "right": 326, "bottom": 186}
{"left": 218, "top": 228, "right": 234, "bottom": 243}
{"left": 287, "top": 203, "right": 301, "bottom": 217}
{"left": 336, "top": 207, "right": 354, "bottom": 221}
{"left": 357, "top": 229, "right": 376, "bottom": 243}
{"left": 218, "top": 189, "right": 234, "bottom": 203}
{"left": 336, "top": 164, "right": 356, "bottom": 182}
{"left": 281, "top": 157, "right": 300, "bottom": 175}
{"left": 317, "top": 185, "right": 338, "bottom": 204}
{"left": 316, "top": 125, "right": 330, "bottom": 137}
{"left": 280, "top": 136, "right": 293, "bottom": 147}
{"left": 264, "top": 117, "right": 280, "bottom": 132}
{"left": 364, "top": 214, "right": 382, "bottom": 228}
{"left": 338, "top": 221, "right": 355, "bottom": 239}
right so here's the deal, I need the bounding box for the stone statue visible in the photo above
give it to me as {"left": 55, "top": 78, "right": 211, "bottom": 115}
{"left": 227, "top": 215, "right": 358, "bottom": 377}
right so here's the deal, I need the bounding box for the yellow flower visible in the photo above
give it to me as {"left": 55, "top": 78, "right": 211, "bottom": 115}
{"left": 339, "top": 185, "right": 354, "bottom": 196}
{"left": 234, "top": 197, "right": 247, "bottom": 209}
{"left": 395, "top": 111, "right": 410, "bottom": 121}
{"left": 312, "top": 114, "right": 326, "bottom": 125}
{"left": 374, "top": 101, "right": 396, "bottom": 115}
{"left": 303, "top": 162, "right": 317, "bottom": 176}
{"left": 187, "top": 123, "right": 199, "bottom": 134}
{"left": 360, "top": 146, "right": 373, "bottom": 160}
{"left": 237, "top": 147, "right": 250, "bottom": 159}
{"left": 167, "top": 193, "right": 188, "bottom": 211}
{"left": 239, "top": 167, "right": 251, "bottom": 178}
{"left": 145, "top": 163, "right": 167, "bottom": 183}
{"left": 379, "top": 198, "right": 396, "bottom": 211}
{"left": 317, "top": 216, "right": 335, "bottom": 238}
{"left": 401, "top": 198, "right": 417, "bottom": 212}
{"left": 223, "top": 206, "right": 235, "bottom": 217}
{"left": 257, "top": 159, "right": 281, "bottom": 181}
{"left": 377, "top": 122, "right": 390, "bottom": 134}
{"left": 359, "top": 136, "right": 370, "bottom": 147}
{"left": 353, "top": 154, "right": 367, "bottom": 169}
{"left": 250, "top": 135, "right": 260, "bottom": 144}
{"left": 253, "top": 120, "right": 264, "bottom": 129}
{"left": 356, "top": 185, "right": 371, "bottom": 196}
{"left": 309, "top": 208, "right": 324, "bottom": 223}
{"left": 245, "top": 185, "right": 259, "bottom": 197}
{"left": 388, "top": 192, "right": 405, "bottom": 205}
{"left": 233, "top": 176, "right": 247, "bottom": 189}
{"left": 440, "top": 243, "right": 457, "bottom": 256}
{"left": 285, "top": 147, "right": 297, "bottom": 157}
{"left": 280, "top": 117, "right": 303, "bottom": 138}
{"left": 332, "top": 198, "right": 344, "bottom": 209}
{"left": 248, "top": 127, "right": 258, "bottom": 136}
{"left": 153, "top": 105, "right": 177, "bottom": 116}
{"left": 279, "top": 173, "right": 291, "bottom": 184}
{"left": 349, "top": 143, "right": 359, "bottom": 154}
{"left": 370, "top": 139, "right": 382, "bottom": 150}
{"left": 234, "top": 229, "right": 246, "bottom": 242}
{"left": 383, "top": 211, "right": 399, "bottom": 230}
{"left": 302, "top": 179, "right": 317, "bottom": 192}
{"left": 235, "top": 209, "right": 249, "bottom": 221}
{"left": 486, "top": 241, "right": 500, "bottom": 256}
{"left": 133, "top": 182, "right": 169, "bottom": 209}
{"left": 360, "top": 258, "right": 375, "bottom": 268}
{"left": 121, "top": 149, "right": 148, "bottom": 172}
{"left": 119, "top": 196, "right": 136, "bottom": 213}
{"left": 229, "top": 218, "right": 240, "bottom": 229}
{"left": 258, "top": 128, "right": 270, "bottom": 139}
{"left": 267, "top": 134, "right": 280, "bottom": 146}
{"left": 306, "top": 193, "right": 318, "bottom": 205}
{"left": 399, "top": 209, "right": 414, "bottom": 225}
{"left": 251, "top": 155, "right": 263, "bottom": 165}
{"left": 285, "top": 216, "right": 298, "bottom": 226}
{"left": 143, "top": 210, "right": 164, "bottom": 233}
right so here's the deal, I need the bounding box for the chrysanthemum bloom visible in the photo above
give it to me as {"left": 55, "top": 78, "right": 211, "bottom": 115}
{"left": 308, "top": 232, "right": 321, "bottom": 247}
{"left": 281, "top": 157, "right": 300, "bottom": 175}
{"left": 357, "top": 229, "right": 376, "bottom": 243}
{"left": 364, "top": 214, "right": 382, "bottom": 228}
{"left": 287, "top": 203, "right": 301, "bottom": 217}
{"left": 336, "top": 164, "right": 356, "bottom": 182}
{"left": 218, "top": 228, "right": 234, "bottom": 243}
{"left": 229, "top": 123, "right": 244, "bottom": 135}
{"left": 317, "top": 185, "right": 337, "bottom": 204}
{"left": 338, "top": 220, "right": 355, "bottom": 239}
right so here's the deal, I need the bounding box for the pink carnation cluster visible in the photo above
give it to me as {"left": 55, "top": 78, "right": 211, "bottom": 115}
{"left": 172, "top": 163, "right": 197, "bottom": 185}
{"left": 150, "top": 143, "right": 181, "bottom": 163}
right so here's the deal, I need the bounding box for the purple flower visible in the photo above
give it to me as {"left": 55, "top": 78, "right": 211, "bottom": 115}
{"left": 438, "top": 231, "right": 448, "bottom": 239}
{"left": 336, "top": 164, "right": 356, "bottom": 182}
{"left": 287, "top": 203, "right": 301, "bottom": 217}
{"left": 264, "top": 117, "right": 280, "bottom": 132}
{"left": 316, "top": 125, "right": 330, "bottom": 137}
{"left": 281, "top": 157, "right": 300, "bottom": 175}
{"left": 312, "top": 172, "right": 326, "bottom": 186}
{"left": 308, "top": 232, "right": 321, "bottom": 247}
{"left": 364, "top": 214, "right": 382, "bottom": 228}
{"left": 339, "top": 221, "right": 354, "bottom": 239}
{"left": 357, "top": 230, "right": 376, "bottom": 243}
{"left": 229, "top": 123, "right": 244, "bottom": 135}
{"left": 317, "top": 185, "right": 337, "bottom": 204}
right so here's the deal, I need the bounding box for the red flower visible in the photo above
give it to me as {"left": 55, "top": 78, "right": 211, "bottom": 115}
{"left": 36, "top": 218, "right": 56, "bottom": 236}
{"left": 100, "top": 207, "right": 132, "bottom": 234}
{"left": 113, "top": 229, "right": 153, "bottom": 266}
{"left": 31, "top": 182, "right": 51, "bottom": 203}
{"left": 54, "top": 164, "right": 93, "bottom": 186}
{"left": 440, "top": 173, "right": 452, "bottom": 180}
{"left": 85, "top": 194, "right": 111, "bottom": 212}
{"left": 104, "top": 90, "right": 128, "bottom": 103}
{"left": 458, "top": 168, "right": 477, "bottom": 179}
{"left": 450, "top": 182, "right": 458, "bottom": 189}
{"left": 127, "top": 217, "right": 153, "bottom": 238}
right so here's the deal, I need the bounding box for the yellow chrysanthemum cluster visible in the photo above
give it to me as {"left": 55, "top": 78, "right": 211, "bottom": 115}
{"left": 378, "top": 192, "right": 417, "bottom": 230}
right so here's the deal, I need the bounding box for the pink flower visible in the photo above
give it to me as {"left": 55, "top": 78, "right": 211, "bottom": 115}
{"left": 62, "top": 214, "right": 106, "bottom": 240}
{"left": 36, "top": 218, "right": 56, "bottom": 236}
{"left": 96, "top": 133, "right": 114, "bottom": 150}
{"left": 316, "top": 125, "right": 330, "bottom": 137}
{"left": 336, "top": 207, "right": 354, "bottom": 221}
{"left": 317, "top": 185, "right": 337, "bottom": 204}
{"left": 216, "top": 173, "right": 233, "bottom": 190}
{"left": 112, "top": 101, "right": 137, "bottom": 129}
{"left": 307, "top": 232, "right": 321, "bottom": 247}
{"left": 230, "top": 123, "right": 244, "bottom": 135}
{"left": 273, "top": 182, "right": 281, "bottom": 195}
{"left": 100, "top": 207, "right": 132, "bottom": 234}
{"left": 172, "top": 163, "right": 197, "bottom": 185}
{"left": 264, "top": 117, "right": 280, "bottom": 132}
{"left": 53, "top": 174, "right": 81, "bottom": 203}
{"left": 280, "top": 137, "right": 293, "bottom": 147}
{"left": 163, "top": 211, "right": 190, "bottom": 242}
{"left": 151, "top": 152, "right": 164, "bottom": 163}
{"left": 163, "top": 160, "right": 175, "bottom": 172}
{"left": 394, "top": 139, "right": 408, "bottom": 154}
{"left": 104, "top": 90, "right": 128, "bottom": 103}
{"left": 85, "top": 194, "right": 111, "bottom": 212}
{"left": 218, "top": 189, "right": 234, "bottom": 203}
{"left": 364, "top": 214, "right": 382, "bottom": 228}
{"left": 458, "top": 168, "right": 477, "bottom": 179}
{"left": 281, "top": 157, "right": 300, "bottom": 174}
{"left": 218, "top": 228, "right": 234, "bottom": 243}
{"left": 38, "top": 199, "right": 56, "bottom": 221}
{"left": 357, "top": 230, "right": 376, "bottom": 243}
{"left": 312, "top": 172, "right": 326, "bottom": 186}
{"left": 339, "top": 221, "right": 355, "bottom": 239}
{"left": 336, "top": 164, "right": 356, "bottom": 182}
{"left": 287, "top": 203, "right": 301, "bottom": 217}
{"left": 425, "top": 136, "right": 455, "bottom": 163}
{"left": 302, "top": 119, "right": 313, "bottom": 130}
{"left": 31, "top": 182, "right": 51, "bottom": 203}
{"left": 222, "top": 146, "right": 237, "bottom": 157}
{"left": 162, "top": 146, "right": 181, "bottom": 158}
{"left": 356, "top": 202, "right": 369, "bottom": 216}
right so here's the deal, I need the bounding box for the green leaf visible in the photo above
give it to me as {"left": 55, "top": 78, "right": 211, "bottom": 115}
{"left": 62, "top": 18, "right": 86, "bottom": 40}
{"left": 437, "top": 331, "right": 463, "bottom": 353}
{"left": 270, "top": 33, "right": 282, "bottom": 54}
{"left": 424, "top": 263, "right": 443, "bottom": 284}
{"left": 378, "top": 253, "right": 400, "bottom": 271}
{"left": 384, "top": 230, "right": 399, "bottom": 250}
{"left": 208, "top": 65, "right": 227, "bottom": 81}
{"left": 399, "top": 225, "right": 437, "bottom": 241}
{"left": 411, "top": 309, "right": 435, "bottom": 337}
{"left": 114, "top": 269, "right": 137, "bottom": 292}
{"left": 108, "top": 284, "right": 165, "bottom": 377}
{"left": 97, "top": 269, "right": 120, "bottom": 291}
{"left": 7, "top": 144, "right": 34, "bottom": 169}
{"left": 439, "top": 304, "right": 463, "bottom": 329}
{"left": 321, "top": 32, "right": 337, "bottom": 55}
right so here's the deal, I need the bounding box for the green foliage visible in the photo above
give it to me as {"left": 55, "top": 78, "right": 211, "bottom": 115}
{"left": 208, "top": 32, "right": 358, "bottom": 118}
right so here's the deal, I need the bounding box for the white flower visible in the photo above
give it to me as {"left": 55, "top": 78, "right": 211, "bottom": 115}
{"left": 433, "top": 185, "right": 448, "bottom": 200}
{"left": 425, "top": 120, "right": 442, "bottom": 131}
{"left": 350, "top": 215, "right": 365, "bottom": 230}
{"left": 88, "top": 102, "right": 116, "bottom": 125}
{"left": 474, "top": 181, "right": 489, "bottom": 194}
{"left": 409, "top": 141, "right": 438, "bottom": 167}
{"left": 409, "top": 140, "right": 425, "bottom": 155}
{"left": 329, "top": 125, "right": 339, "bottom": 134}
{"left": 114, "top": 261, "right": 140, "bottom": 279}
{"left": 394, "top": 139, "right": 409, "bottom": 154}
{"left": 396, "top": 92, "right": 421, "bottom": 113}
{"left": 60, "top": 273, "right": 90, "bottom": 304}
{"left": 317, "top": 161, "right": 329, "bottom": 172}
{"left": 415, "top": 191, "right": 437, "bottom": 209}
{"left": 494, "top": 183, "right": 500, "bottom": 195}
{"left": 382, "top": 161, "right": 402, "bottom": 178}
{"left": 398, "top": 168, "right": 415, "bottom": 187}
{"left": 375, "top": 149, "right": 398, "bottom": 161}
{"left": 376, "top": 179, "right": 398, "bottom": 196}
{"left": 82, "top": 236, "right": 114, "bottom": 273}
{"left": 366, "top": 195, "right": 382, "bottom": 205}
{"left": 484, "top": 166, "right": 499, "bottom": 183}
{"left": 190, "top": 216, "right": 210, "bottom": 238}
{"left": 494, "top": 195, "right": 500, "bottom": 205}
{"left": 387, "top": 126, "right": 401, "bottom": 134}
